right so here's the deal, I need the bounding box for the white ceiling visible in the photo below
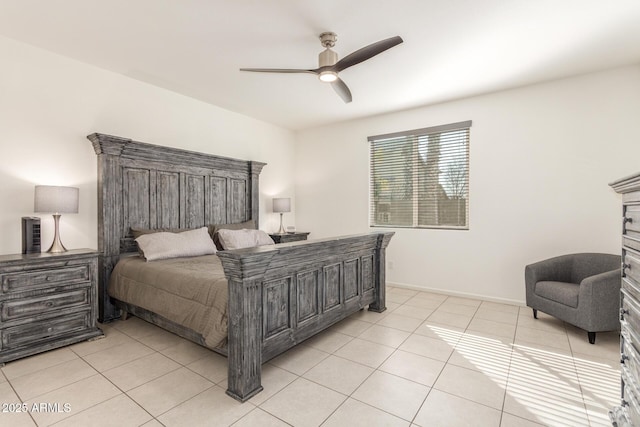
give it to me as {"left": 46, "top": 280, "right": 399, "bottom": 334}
{"left": 2, "top": 0, "right": 640, "bottom": 131}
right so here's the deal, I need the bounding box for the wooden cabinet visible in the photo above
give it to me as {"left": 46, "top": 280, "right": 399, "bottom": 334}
{"left": 0, "top": 249, "right": 103, "bottom": 364}
{"left": 611, "top": 172, "right": 640, "bottom": 426}
{"left": 269, "top": 232, "right": 310, "bottom": 244}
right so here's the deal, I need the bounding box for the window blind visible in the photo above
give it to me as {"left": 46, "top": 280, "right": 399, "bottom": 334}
{"left": 369, "top": 120, "right": 471, "bottom": 229}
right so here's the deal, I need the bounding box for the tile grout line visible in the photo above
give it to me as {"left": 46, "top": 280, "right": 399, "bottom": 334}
{"left": 2, "top": 289, "right": 621, "bottom": 427}
{"left": 494, "top": 304, "right": 521, "bottom": 425}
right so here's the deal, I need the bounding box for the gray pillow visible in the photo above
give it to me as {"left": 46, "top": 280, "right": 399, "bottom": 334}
{"left": 216, "top": 229, "right": 275, "bottom": 250}
{"left": 135, "top": 227, "right": 217, "bottom": 261}
{"left": 130, "top": 227, "right": 194, "bottom": 239}
{"left": 210, "top": 220, "right": 256, "bottom": 250}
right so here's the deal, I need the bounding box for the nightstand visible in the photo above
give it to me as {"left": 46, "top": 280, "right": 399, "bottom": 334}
{"left": 269, "top": 232, "right": 310, "bottom": 244}
{"left": 0, "top": 249, "right": 103, "bottom": 364}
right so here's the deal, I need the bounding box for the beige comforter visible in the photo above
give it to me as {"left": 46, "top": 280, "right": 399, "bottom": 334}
{"left": 108, "top": 254, "right": 228, "bottom": 348}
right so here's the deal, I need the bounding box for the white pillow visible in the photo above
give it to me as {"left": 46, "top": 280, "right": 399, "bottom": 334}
{"left": 216, "top": 229, "right": 275, "bottom": 250}
{"left": 135, "top": 227, "right": 217, "bottom": 261}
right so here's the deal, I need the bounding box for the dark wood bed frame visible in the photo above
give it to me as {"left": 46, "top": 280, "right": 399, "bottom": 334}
{"left": 89, "top": 133, "right": 393, "bottom": 401}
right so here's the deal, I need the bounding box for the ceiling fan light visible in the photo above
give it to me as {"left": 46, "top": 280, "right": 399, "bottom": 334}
{"left": 319, "top": 71, "right": 338, "bottom": 82}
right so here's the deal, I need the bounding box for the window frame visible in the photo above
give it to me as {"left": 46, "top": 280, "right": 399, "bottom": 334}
{"left": 368, "top": 120, "right": 472, "bottom": 231}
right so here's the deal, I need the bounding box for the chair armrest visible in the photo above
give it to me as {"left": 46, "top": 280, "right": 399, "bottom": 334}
{"left": 525, "top": 255, "right": 574, "bottom": 287}
{"left": 577, "top": 268, "right": 622, "bottom": 330}
{"left": 579, "top": 269, "right": 621, "bottom": 300}
{"left": 580, "top": 269, "right": 620, "bottom": 288}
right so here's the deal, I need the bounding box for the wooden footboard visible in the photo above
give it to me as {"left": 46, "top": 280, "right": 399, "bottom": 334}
{"left": 217, "top": 231, "right": 393, "bottom": 402}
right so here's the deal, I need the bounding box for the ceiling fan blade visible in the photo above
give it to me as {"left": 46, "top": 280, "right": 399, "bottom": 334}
{"left": 239, "top": 68, "right": 317, "bottom": 75}
{"left": 333, "top": 36, "right": 403, "bottom": 73}
{"left": 331, "top": 78, "right": 352, "bottom": 103}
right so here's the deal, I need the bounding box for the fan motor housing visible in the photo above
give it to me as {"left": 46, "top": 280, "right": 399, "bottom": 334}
{"left": 319, "top": 48, "right": 338, "bottom": 67}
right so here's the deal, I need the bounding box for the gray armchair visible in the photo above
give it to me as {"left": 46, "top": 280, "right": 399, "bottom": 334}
{"left": 525, "top": 253, "right": 621, "bottom": 344}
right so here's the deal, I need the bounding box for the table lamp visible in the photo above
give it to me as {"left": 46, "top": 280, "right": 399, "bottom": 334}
{"left": 34, "top": 185, "right": 79, "bottom": 253}
{"left": 273, "top": 197, "right": 291, "bottom": 234}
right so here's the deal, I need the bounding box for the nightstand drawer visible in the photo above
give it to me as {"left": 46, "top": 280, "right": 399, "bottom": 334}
{"left": 1, "top": 288, "right": 90, "bottom": 322}
{"left": 1, "top": 265, "right": 90, "bottom": 294}
{"left": 1, "top": 312, "right": 90, "bottom": 351}
{"left": 269, "top": 232, "right": 310, "bottom": 244}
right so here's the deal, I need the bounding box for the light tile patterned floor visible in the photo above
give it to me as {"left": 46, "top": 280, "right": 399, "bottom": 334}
{"left": 0, "top": 287, "right": 620, "bottom": 426}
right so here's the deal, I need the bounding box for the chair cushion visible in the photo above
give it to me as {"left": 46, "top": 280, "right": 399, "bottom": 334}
{"left": 534, "top": 281, "right": 580, "bottom": 308}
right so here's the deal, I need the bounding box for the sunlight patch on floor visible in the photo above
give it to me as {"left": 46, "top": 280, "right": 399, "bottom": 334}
{"left": 506, "top": 343, "right": 590, "bottom": 426}
{"left": 453, "top": 333, "right": 512, "bottom": 381}
{"left": 425, "top": 324, "right": 465, "bottom": 346}
{"left": 430, "top": 323, "right": 617, "bottom": 427}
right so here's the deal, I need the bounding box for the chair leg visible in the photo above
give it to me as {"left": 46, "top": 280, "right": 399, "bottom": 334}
{"left": 588, "top": 332, "right": 596, "bottom": 344}
{"left": 532, "top": 308, "right": 537, "bottom": 319}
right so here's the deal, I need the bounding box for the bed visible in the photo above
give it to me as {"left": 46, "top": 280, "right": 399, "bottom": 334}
{"left": 89, "top": 133, "right": 393, "bottom": 401}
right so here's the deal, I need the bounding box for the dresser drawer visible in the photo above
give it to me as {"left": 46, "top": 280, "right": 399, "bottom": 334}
{"left": 621, "top": 289, "right": 640, "bottom": 333}
{"left": 0, "top": 312, "right": 90, "bottom": 351}
{"left": 1, "top": 288, "right": 90, "bottom": 322}
{"left": 625, "top": 205, "right": 640, "bottom": 233}
{"left": 624, "top": 204, "right": 640, "bottom": 253}
{"left": 1, "top": 265, "right": 90, "bottom": 294}
{"left": 623, "top": 277, "right": 640, "bottom": 304}
{"left": 622, "top": 367, "right": 640, "bottom": 427}
{"left": 622, "top": 324, "right": 640, "bottom": 382}
{"left": 624, "top": 249, "right": 640, "bottom": 286}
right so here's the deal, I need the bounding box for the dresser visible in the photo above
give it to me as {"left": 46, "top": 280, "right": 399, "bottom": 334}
{"left": 269, "top": 232, "right": 310, "bottom": 244}
{"left": 611, "top": 172, "right": 640, "bottom": 426}
{"left": 0, "top": 249, "right": 103, "bottom": 364}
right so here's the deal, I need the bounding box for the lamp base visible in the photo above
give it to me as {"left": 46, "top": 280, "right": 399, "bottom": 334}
{"left": 277, "top": 213, "right": 286, "bottom": 234}
{"left": 47, "top": 214, "right": 68, "bottom": 253}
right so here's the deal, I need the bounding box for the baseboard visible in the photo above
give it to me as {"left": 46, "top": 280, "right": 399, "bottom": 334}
{"left": 386, "top": 281, "right": 526, "bottom": 307}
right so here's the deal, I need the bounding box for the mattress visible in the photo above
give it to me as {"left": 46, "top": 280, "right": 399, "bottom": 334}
{"left": 107, "top": 254, "right": 228, "bottom": 348}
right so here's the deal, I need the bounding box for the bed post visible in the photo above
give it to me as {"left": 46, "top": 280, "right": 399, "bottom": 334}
{"left": 249, "top": 161, "right": 265, "bottom": 228}
{"left": 368, "top": 231, "right": 394, "bottom": 313}
{"left": 218, "top": 250, "right": 275, "bottom": 402}
{"left": 88, "top": 133, "right": 129, "bottom": 322}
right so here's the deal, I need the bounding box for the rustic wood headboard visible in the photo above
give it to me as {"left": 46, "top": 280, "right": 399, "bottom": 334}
{"left": 88, "top": 133, "right": 265, "bottom": 322}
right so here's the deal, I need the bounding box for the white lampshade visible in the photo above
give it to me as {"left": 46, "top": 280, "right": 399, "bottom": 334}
{"left": 34, "top": 186, "right": 79, "bottom": 214}
{"left": 273, "top": 198, "right": 291, "bottom": 213}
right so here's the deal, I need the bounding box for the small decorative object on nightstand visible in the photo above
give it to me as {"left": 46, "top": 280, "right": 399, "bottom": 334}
{"left": 0, "top": 249, "right": 103, "bottom": 365}
{"left": 269, "top": 232, "right": 310, "bottom": 244}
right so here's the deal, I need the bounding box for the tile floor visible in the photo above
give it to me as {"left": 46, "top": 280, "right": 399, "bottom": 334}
{"left": 0, "top": 287, "right": 621, "bottom": 427}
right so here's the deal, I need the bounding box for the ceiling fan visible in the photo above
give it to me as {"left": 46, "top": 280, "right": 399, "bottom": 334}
{"left": 240, "top": 32, "right": 403, "bottom": 103}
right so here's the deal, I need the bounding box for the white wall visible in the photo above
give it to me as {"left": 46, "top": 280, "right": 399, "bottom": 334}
{"left": 3, "top": 33, "right": 638, "bottom": 304}
{"left": 0, "top": 36, "right": 296, "bottom": 255}
{"left": 295, "top": 65, "right": 640, "bottom": 304}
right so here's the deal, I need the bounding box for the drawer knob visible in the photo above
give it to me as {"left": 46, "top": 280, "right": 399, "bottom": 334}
{"left": 624, "top": 217, "right": 634, "bottom": 224}
{"left": 621, "top": 308, "right": 630, "bottom": 320}
{"left": 623, "top": 263, "right": 631, "bottom": 277}
{"left": 622, "top": 354, "right": 629, "bottom": 364}
{"left": 44, "top": 301, "right": 54, "bottom": 307}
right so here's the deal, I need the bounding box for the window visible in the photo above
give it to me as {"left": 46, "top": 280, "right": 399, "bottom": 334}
{"left": 369, "top": 120, "right": 471, "bottom": 229}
